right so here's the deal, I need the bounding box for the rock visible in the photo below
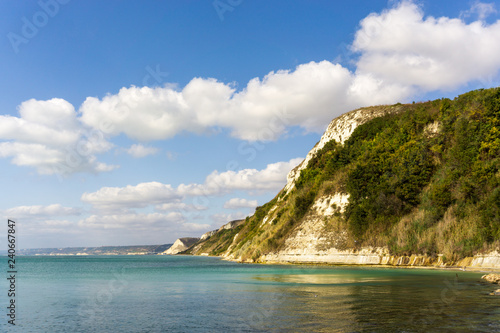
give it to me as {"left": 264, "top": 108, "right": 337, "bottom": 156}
{"left": 284, "top": 105, "right": 401, "bottom": 195}
{"left": 200, "top": 230, "right": 217, "bottom": 241}
{"left": 162, "top": 237, "right": 200, "bottom": 255}
{"left": 494, "top": 289, "right": 500, "bottom": 296}
{"left": 219, "top": 219, "right": 245, "bottom": 231}
{"left": 481, "top": 273, "right": 500, "bottom": 284}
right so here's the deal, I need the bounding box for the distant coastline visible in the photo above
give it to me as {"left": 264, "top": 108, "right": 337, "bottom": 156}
{"left": 0, "top": 244, "right": 172, "bottom": 256}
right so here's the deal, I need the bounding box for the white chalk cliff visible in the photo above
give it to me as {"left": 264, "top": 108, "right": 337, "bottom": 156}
{"left": 162, "top": 237, "right": 200, "bottom": 255}
{"left": 284, "top": 106, "right": 399, "bottom": 194}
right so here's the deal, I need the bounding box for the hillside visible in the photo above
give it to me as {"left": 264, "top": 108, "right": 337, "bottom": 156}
{"left": 186, "top": 87, "right": 500, "bottom": 267}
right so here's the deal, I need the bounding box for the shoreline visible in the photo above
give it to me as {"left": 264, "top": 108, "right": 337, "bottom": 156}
{"left": 258, "top": 260, "right": 500, "bottom": 273}
{"left": 217, "top": 254, "right": 500, "bottom": 274}
{"left": 15, "top": 252, "right": 500, "bottom": 274}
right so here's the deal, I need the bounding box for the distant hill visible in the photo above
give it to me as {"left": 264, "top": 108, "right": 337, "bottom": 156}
{"left": 184, "top": 87, "right": 500, "bottom": 268}
{"left": 15, "top": 244, "right": 172, "bottom": 256}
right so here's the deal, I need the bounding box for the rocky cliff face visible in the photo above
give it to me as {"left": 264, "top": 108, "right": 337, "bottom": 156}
{"left": 162, "top": 237, "right": 200, "bottom": 255}
{"left": 284, "top": 105, "right": 401, "bottom": 194}
{"left": 189, "top": 105, "right": 401, "bottom": 259}
{"left": 189, "top": 220, "right": 245, "bottom": 255}
{"left": 186, "top": 89, "right": 500, "bottom": 269}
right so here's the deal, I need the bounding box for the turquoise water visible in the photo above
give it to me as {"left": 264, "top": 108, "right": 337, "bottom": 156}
{"left": 1, "top": 255, "right": 499, "bottom": 332}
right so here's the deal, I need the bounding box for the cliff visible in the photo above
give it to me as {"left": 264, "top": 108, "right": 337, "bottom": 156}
{"left": 188, "top": 220, "right": 245, "bottom": 255}
{"left": 162, "top": 237, "right": 200, "bottom": 255}
{"left": 284, "top": 105, "right": 402, "bottom": 194}
{"left": 185, "top": 88, "right": 500, "bottom": 269}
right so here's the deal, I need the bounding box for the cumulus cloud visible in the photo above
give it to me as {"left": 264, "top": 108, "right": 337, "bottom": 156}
{"left": 166, "top": 151, "right": 178, "bottom": 161}
{"left": 3, "top": 1, "right": 500, "bottom": 176}
{"left": 77, "top": 212, "right": 211, "bottom": 237}
{"left": 2, "top": 208, "right": 210, "bottom": 246}
{"left": 82, "top": 158, "right": 301, "bottom": 213}
{"left": 224, "top": 198, "right": 259, "bottom": 209}
{"left": 0, "top": 204, "right": 83, "bottom": 240}
{"left": 81, "top": 181, "right": 182, "bottom": 212}
{"left": 78, "top": 212, "right": 185, "bottom": 229}
{"left": 42, "top": 220, "right": 74, "bottom": 227}
{"left": 0, "top": 98, "right": 116, "bottom": 175}
{"left": 3, "top": 204, "right": 81, "bottom": 218}
{"left": 126, "top": 144, "right": 159, "bottom": 158}
{"left": 211, "top": 212, "right": 248, "bottom": 224}
{"left": 77, "top": 3, "right": 500, "bottom": 143}
{"left": 155, "top": 202, "right": 208, "bottom": 212}
{"left": 177, "top": 158, "right": 303, "bottom": 196}
{"left": 461, "top": 1, "right": 497, "bottom": 21}
{"left": 0, "top": 99, "right": 78, "bottom": 146}
{"left": 79, "top": 62, "right": 409, "bottom": 142}
{"left": 353, "top": 1, "right": 500, "bottom": 91}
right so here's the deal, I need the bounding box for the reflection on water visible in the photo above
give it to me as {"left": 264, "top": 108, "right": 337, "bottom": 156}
{"left": 253, "top": 273, "right": 393, "bottom": 285}
{"left": 247, "top": 269, "right": 500, "bottom": 332}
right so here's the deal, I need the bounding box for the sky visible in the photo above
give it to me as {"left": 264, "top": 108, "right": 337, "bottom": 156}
{"left": 1, "top": 0, "right": 500, "bottom": 249}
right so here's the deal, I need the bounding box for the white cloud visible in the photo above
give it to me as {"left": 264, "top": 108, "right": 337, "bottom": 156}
{"left": 76, "top": 158, "right": 299, "bottom": 241}
{"left": 78, "top": 212, "right": 185, "bottom": 229}
{"left": 0, "top": 142, "right": 63, "bottom": 173}
{"left": 126, "top": 144, "right": 159, "bottom": 158}
{"left": 0, "top": 205, "right": 83, "bottom": 239}
{"left": 3, "top": 204, "right": 81, "bottom": 218}
{"left": 79, "top": 61, "right": 408, "bottom": 142}
{"left": 82, "top": 158, "right": 301, "bottom": 213}
{"left": 155, "top": 202, "right": 208, "bottom": 212}
{"left": 166, "top": 151, "right": 178, "bottom": 161}
{"left": 0, "top": 100, "right": 78, "bottom": 146}
{"left": 76, "top": 3, "right": 500, "bottom": 143}
{"left": 3, "top": 209, "right": 210, "bottom": 246}
{"left": 211, "top": 212, "right": 248, "bottom": 224}
{"left": 224, "top": 198, "right": 259, "bottom": 209}
{"left": 77, "top": 212, "right": 211, "bottom": 237}
{"left": 177, "top": 158, "right": 303, "bottom": 196}
{"left": 81, "top": 181, "right": 182, "bottom": 212}
{"left": 461, "top": 1, "right": 497, "bottom": 21}
{"left": 42, "top": 220, "right": 74, "bottom": 227}
{"left": 0, "top": 98, "right": 116, "bottom": 175}
{"left": 79, "top": 86, "right": 201, "bottom": 141}
{"left": 3, "top": 1, "right": 500, "bottom": 177}
{"left": 78, "top": 1, "right": 500, "bottom": 143}
{"left": 352, "top": 1, "right": 500, "bottom": 91}
{"left": 19, "top": 219, "right": 81, "bottom": 236}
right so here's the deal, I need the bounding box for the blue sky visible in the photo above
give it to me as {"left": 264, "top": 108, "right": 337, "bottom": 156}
{"left": 1, "top": 0, "right": 499, "bottom": 248}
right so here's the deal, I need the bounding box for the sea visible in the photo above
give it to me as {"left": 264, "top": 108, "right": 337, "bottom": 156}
{"left": 1, "top": 255, "right": 499, "bottom": 332}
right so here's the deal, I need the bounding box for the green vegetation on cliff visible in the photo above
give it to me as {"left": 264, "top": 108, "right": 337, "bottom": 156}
{"left": 191, "top": 88, "right": 500, "bottom": 262}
